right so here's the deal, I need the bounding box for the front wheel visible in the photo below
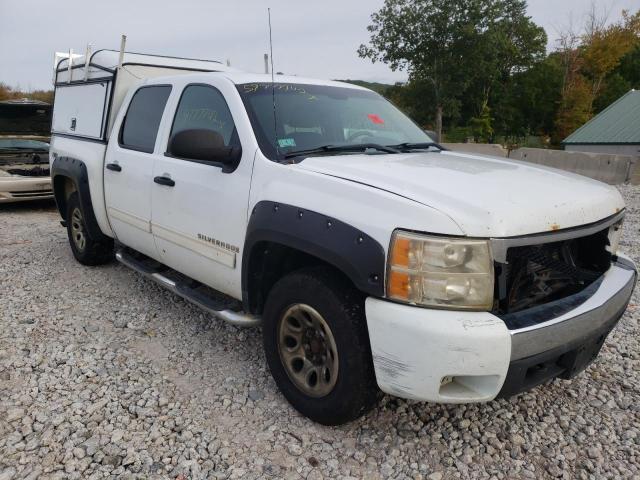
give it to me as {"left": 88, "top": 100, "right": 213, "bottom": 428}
{"left": 66, "top": 192, "right": 113, "bottom": 265}
{"left": 262, "top": 267, "right": 379, "bottom": 425}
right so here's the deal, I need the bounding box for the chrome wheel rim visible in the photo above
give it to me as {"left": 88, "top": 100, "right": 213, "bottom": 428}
{"left": 278, "top": 304, "right": 339, "bottom": 398}
{"left": 70, "top": 207, "right": 86, "bottom": 252}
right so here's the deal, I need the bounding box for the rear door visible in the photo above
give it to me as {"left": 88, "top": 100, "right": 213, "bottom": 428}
{"left": 104, "top": 85, "right": 171, "bottom": 259}
{"left": 150, "top": 79, "right": 253, "bottom": 299}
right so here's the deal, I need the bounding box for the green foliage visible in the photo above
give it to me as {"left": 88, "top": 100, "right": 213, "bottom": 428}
{"left": 385, "top": 79, "right": 438, "bottom": 128}
{"left": 442, "top": 126, "right": 473, "bottom": 143}
{"left": 493, "top": 53, "right": 564, "bottom": 139}
{"left": 469, "top": 105, "right": 494, "bottom": 142}
{"left": 555, "top": 10, "right": 640, "bottom": 141}
{"left": 336, "top": 80, "right": 394, "bottom": 96}
{"left": 593, "top": 45, "right": 640, "bottom": 112}
{"left": 357, "top": 4, "right": 640, "bottom": 146}
{"left": 593, "top": 73, "right": 632, "bottom": 113}
{"left": 359, "top": 0, "right": 547, "bottom": 139}
{"left": 614, "top": 44, "right": 640, "bottom": 88}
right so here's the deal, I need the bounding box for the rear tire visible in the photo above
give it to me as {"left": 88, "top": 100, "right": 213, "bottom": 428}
{"left": 262, "top": 266, "right": 379, "bottom": 425}
{"left": 66, "top": 192, "right": 113, "bottom": 265}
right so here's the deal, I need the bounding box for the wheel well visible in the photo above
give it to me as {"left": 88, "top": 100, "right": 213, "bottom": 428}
{"left": 53, "top": 175, "right": 77, "bottom": 219}
{"left": 245, "top": 242, "right": 354, "bottom": 315}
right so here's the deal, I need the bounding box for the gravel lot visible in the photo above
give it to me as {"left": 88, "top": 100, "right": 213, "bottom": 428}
{"left": 1, "top": 188, "right": 639, "bottom": 480}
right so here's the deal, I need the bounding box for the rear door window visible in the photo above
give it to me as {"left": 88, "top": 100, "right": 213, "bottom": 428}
{"left": 120, "top": 85, "right": 172, "bottom": 153}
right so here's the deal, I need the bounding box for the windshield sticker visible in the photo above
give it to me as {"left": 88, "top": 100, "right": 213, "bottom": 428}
{"left": 278, "top": 138, "right": 296, "bottom": 148}
{"left": 367, "top": 114, "right": 385, "bottom": 125}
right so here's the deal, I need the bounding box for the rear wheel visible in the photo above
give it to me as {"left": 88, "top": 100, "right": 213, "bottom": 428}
{"left": 262, "top": 266, "right": 379, "bottom": 425}
{"left": 66, "top": 192, "right": 113, "bottom": 265}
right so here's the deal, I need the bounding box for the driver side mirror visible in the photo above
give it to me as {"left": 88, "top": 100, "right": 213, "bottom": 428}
{"left": 168, "top": 129, "right": 242, "bottom": 172}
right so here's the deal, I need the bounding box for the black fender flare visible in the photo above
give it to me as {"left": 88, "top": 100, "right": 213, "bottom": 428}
{"left": 242, "top": 201, "right": 386, "bottom": 311}
{"left": 51, "top": 156, "right": 108, "bottom": 242}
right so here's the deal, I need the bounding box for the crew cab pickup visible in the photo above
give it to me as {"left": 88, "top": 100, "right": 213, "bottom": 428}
{"left": 50, "top": 49, "right": 637, "bottom": 425}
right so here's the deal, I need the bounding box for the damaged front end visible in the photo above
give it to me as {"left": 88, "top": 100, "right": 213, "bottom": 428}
{"left": 0, "top": 149, "right": 50, "bottom": 176}
{"left": 0, "top": 138, "right": 53, "bottom": 203}
{"left": 0, "top": 99, "right": 53, "bottom": 203}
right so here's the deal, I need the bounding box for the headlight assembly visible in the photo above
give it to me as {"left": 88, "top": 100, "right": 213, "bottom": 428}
{"left": 387, "top": 231, "right": 494, "bottom": 310}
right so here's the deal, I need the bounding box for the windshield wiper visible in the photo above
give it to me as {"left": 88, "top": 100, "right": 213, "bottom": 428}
{"left": 283, "top": 143, "right": 399, "bottom": 159}
{"left": 389, "top": 142, "right": 446, "bottom": 152}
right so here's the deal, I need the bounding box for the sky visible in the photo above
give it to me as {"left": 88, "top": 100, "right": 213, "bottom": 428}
{"left": 0, "top": 0, "right": 638, "bottom": 91}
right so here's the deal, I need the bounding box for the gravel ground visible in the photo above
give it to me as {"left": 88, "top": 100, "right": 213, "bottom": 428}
{"left": 0, "top": 190, "right": 639, "bottom": 480}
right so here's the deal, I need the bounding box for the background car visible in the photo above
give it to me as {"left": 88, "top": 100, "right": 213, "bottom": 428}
{"left": 0, "top": 99, "right": 53, "bottom": 203}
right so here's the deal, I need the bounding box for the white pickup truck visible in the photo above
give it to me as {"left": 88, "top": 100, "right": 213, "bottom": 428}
{"left": 50, "top": 49, "right": 637, "bottom": 425}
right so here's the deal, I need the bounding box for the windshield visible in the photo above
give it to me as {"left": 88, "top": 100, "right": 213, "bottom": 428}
{"left": 237, "top": 83, "right": 432, "bottom": 160}
{"left": 0, "top": 139, "right": 49, "bottom": 151}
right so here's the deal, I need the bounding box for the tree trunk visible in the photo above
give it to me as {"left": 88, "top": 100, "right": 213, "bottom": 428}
{"left": 435, "top": 105, "right": 443, "bottom": 142}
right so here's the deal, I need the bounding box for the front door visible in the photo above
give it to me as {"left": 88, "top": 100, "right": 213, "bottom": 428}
{"left": 104, "top": 85, "right": 172, "bottom": 259}
{"left": 151, "top": 81, "right": 253, "bottom": 299}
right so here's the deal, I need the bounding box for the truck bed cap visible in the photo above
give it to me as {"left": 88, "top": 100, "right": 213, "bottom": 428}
{"left": 55, "top": 49, "right": 238, "bottom": 84}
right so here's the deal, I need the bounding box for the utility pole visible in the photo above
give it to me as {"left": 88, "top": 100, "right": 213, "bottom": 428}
{"left": 264, "top": 53, "right": 269, "bottom": 74}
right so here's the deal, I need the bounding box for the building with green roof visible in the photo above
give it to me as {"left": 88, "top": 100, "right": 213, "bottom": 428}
{"left": 563, "top": 89, "right": 640, "bottom": 157}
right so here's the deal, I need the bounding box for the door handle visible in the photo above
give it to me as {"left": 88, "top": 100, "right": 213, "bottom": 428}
{"left": 154, "top": 176, "right": 175, "bottom": 187}
{"left": 106, "top": 163, "right": 122, "bottom": 172}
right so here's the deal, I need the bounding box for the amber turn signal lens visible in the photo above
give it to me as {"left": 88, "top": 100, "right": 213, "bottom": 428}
{"left": 386, "top": 230, "right": 494, "bottom": 310}
{"left": 391, "top": 237, "right": 410, "bottom": 267}
{"left": 387, "top": 270, "right": 409, "bottom": 300}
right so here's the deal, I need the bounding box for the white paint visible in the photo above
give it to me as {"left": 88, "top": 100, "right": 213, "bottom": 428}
{"left": 298, "top": 151, "right": 625, "bottom": 237}
{"left": 102, "top": 82, "right": 169, "bottom": 260}
{"left": 51, "top": 82, "right": 111, "bottom": 139}
{"left": 151, "top": 224, "right": 236, "bottom": 269}
{"left": 148, "top": 74, "right": 258, "bottom": 298}
{"left": 107, "top": 207, "right": 150, "bottom": 233}
{"left": 48, "top": 136, "right": 113, "bottom": 237}
{"left": 365, "top": 297, "right": 511, "bottom": 402}
{"left": 54, "top": 50, "right": 240, "bottom": 139}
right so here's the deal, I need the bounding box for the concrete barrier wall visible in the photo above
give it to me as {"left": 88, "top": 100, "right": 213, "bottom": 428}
{"left": 440, "top": 143, "right": 639, "bottom": 185}
{"left": 441, "top": 143, "right": 508, "bottom": 157}
{"left": 631, "top": 162, "right": 640, "bottom": 185}
{"left": 508, "top": 148, "right": 639, "bottom": 185}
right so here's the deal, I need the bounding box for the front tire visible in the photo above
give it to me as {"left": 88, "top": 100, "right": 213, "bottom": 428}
{"left": 66, "top": 192, "right": 113, "bottom": 265}
{"left": 262, "top": 267, "right": 379, "bottom": 425}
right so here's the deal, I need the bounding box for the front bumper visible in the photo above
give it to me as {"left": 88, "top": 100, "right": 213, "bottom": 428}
{"left": 0, "top": 176, "right": 53, "bottom": 203}
{"left": 365, "top": 255, "right": 637, "bottom": 403}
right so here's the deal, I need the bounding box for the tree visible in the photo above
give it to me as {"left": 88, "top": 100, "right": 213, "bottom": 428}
{"left": 385, "top": 79, "right": 438, "bottom": 129}
{"left": 492, "top": 53, "right": 563, "bottom": 140}
{"left": 555, "top": 9, "right": 640, "bottom": 140}
{"left": 614, "top": 43, "right": 640, "bottom": 88}
{"left": 581, "top": 9, "right": 640, "bottom": 108}
{"left": 358, "top": 0, "right": 546, "bottom": 141}
{"left": 593, "top": 43, "right": 640, "bottom": 112}
{"left": 0, "top": 82, "right": 54, "bottom": 104}
{"left": 469, "top": 104, "right": 494, "bottom": 142}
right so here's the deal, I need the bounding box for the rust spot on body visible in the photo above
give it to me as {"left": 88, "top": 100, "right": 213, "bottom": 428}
{"left": 550, "top": 223, "right": 560, "bottom": 231}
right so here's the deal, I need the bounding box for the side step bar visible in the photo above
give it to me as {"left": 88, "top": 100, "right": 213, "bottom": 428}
{"left": 115, "top": 250, "right": 260, "bottom": 327}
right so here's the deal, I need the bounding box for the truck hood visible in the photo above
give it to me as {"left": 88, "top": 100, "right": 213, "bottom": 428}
{"left": 296, "top": 151, "right": 625, "bottom": 237}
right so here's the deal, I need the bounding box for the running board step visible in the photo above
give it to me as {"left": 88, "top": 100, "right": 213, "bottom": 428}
{"left": 115, "top": 249, "right": 260, "bottom": 327}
